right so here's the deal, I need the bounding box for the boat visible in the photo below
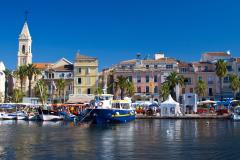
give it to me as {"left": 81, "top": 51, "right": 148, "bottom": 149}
{"left": 81, "top": 94, "right": 135, "bottom": 124}
{"left": 0, "top": 104, "right": 17, "bottom": 120}
{"left": 231, "top": 106, "right": 240, "bottom": 120}
{"left": 10, "top": 111, "right": 28, "bottom": 120}
{"left": 38, "top": 108, "right": 63, "bottom": 121}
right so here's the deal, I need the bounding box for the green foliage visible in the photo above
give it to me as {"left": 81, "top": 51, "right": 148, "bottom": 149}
{"left": 12, "top": 89, "right": 24, "bottom": 103}
{"left": 35, "top": 79, "right": 48, "bottom": 105}
{"left": 26, "top": 64, "right": 41, "bottom": 97}
{"left": 126, "top": 81, "right": 135, "bottom": 97}
{"left": 56, "top": 79, "right": 66, "bottom": 102}
{"left": 159, "top": 82, "right": 170, "bottom": 101}
{"left": 14, "top": 65, "right": 27, "bottom": 92}
{"left": 229, "top": 74, "right": 240, "bottom": 98}
{"left": 165, "top": 71, "right": 185, "bottom": 100}
{"left": 195, "top": 79, "right": 207, "bottom": 97}
{"left": 95, "top": 87, "right": 104, "bottom": 95}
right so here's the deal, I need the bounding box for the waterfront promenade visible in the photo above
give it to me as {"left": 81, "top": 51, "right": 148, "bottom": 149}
{"left": 136, "top": 114, "right": 230, "bottom": 119}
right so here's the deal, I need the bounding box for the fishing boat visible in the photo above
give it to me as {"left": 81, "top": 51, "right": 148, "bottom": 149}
{"left": 0, "top": 104, "right": 17, "bottom": 120}
{"left": 38, "top": 107, "right": 63, "bottom": 121}
{"left": 81, "top": 94, "right": 135, "bottom": 124}
{"left": 231, "top": 106, "right": 240, "bottom": 120}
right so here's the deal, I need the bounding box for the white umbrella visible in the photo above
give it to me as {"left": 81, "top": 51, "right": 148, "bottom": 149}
{"left": 198, "top": 100, "right": 216, "bottom": 105}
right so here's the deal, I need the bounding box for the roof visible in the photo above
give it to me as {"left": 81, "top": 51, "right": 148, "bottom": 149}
{"left": 120, "top": 59, "right": 137, "bottom": 65}
{"left": 76, "top": 52, "right": 96, "bottom": 60}
{"left": 19, "top": 22, "right": 31, "bottom": 39}
{"left": 34, "top": 63, "right": 53, "bottom": 70}
{"left": 53, "top": 65, "right": 73, "bottom": 71}
{"left": 178, "top": 61, "right": 192, "bottom": 67}
{"left": 143, "top": 58, "right": 177, "bottom": 64}
{"left": 161, "top": 95, "right": 179, "bottom": 105}
{"left": 235, "top": 58, "right": 240, "bottom": 63}
{"left": 202, "top": 52, "right": 231, "bottom": 57}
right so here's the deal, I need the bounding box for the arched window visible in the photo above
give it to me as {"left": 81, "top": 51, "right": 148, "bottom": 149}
{"left": 22, "top": 45, "right": 25, "bottom": 54}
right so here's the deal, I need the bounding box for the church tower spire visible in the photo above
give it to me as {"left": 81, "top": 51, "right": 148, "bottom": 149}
{"left": 17, "top": 21, "right": 32, "bottom": 67}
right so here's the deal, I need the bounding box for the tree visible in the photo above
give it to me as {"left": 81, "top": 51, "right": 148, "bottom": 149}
{"left": 159, "top": 82, "right": 170, "bottom": 101}
{"left": 12, "top": 89, "right": 24, "bottom": 103}
{"left": 3, "top": 69, "right": 12, "bottom": 102}
{"left": 229, "top": 74, "right": 240, "bottom": 98}
{"left": 116, "top": 76, "right": 129, "bottom": 99}
{"left": 215, "top": 59, "right": 227, "bottom": 100}
{"left": 35, "top": 79, "right": 48, "bottom": 105}
{"left": 25, "top": 64, "right": 41, "bottom": 97}
{"left": 56, "top": 79, "right": 66, "bottom": 103}
{"left": 14, "top": 65, "right": 27, "bottom": 92}
{"left": 195, "top": 80, "right": 207, "bottom": 100}
{"left": 165, "top": 71, "right": 185, "bottom": 100}
{"left": 126, "top": 81, "right": 135, "bottom": 97}
{"left": 95, "top": 87, "right": 104, "bottom": 95}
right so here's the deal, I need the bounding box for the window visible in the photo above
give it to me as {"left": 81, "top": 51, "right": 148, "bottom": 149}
{"left": 238, "top": 66, "right": 240, "bottom": 72}
{"left": 86, "top": 77, "right": 91, "bottom": 85}
{"left": 22, "top": 45, "right": 25, "bottom": 54}
{"left": 49, "top": 73, "right": 52, "bottom": 79}
{"left": 146, "top": 86, "right": 149, "bottom": 93}
{"left": 184, "top": 78, "right": 192, "bottom": 85}
{"left": 137, "top": 75, "right": 141, "bottom": 83}
{"left": 190, "top": 88, "right": 193, "bottom": 93}
{"left": 209, "top": 88, "right": 213, "bottom": 96}
{"left": 146, "top": 65, "right": 149, "bottom": 69}
{"left": 87, "top": 88, "right": 91, "bottom": 94}
{"left": 78, "top": 68, "right": 81, "bottom": 73}
{"left": 78, "top": 78, "right": 82, "bottom": 84}
{"left": 59, "top": 73, "right": 65, "bottom": 78}
{"left": 154, "top": 65, "right": 158, "bottom": 69}
{"left": 227, "top": 66, "right": 233, "bottom": 72}
{"left": 166, "top": 64, "right": 173, "bottom": 69}
{"left": 208, "top": 76, "right": 214, "bottom": 84}
{"left": 180, "top": 68, "right": 187, "bottom": 73}
{"left": 154, "top": 86, "right": 158, "bottom": 93}
{"left": 128, "top": 76, "right": 132, "bottom": 82}
{"left": 154, "top": 75, "right": 158, "bottom": 82}
{"left": 198, "top": 76, "right": 202, "bottom": 81}
{"left": 198, "top": 66, "right": 201, "bottom": 71}
{"left": 68, "top": 85, "right": 72, "bottom": 91}
{"left": 146, "top": 75, "right": 149, "bottom": 83}
{"left": 204, "top": 66, "right": 208, "bottom": 71}
{"left": 137, "top": 86, "right": 141, "bottom": 93}
{"left": 224, "top": 76, "right": 230, "bottom": 83}
{"left": 52, "top": 73, "right": 54, "bottom": 79}
{"left": 86, "top": 67, "right": 91, "bottom": 74}
{"left": 182, "top": 88, "right": 185, "bottom": 94}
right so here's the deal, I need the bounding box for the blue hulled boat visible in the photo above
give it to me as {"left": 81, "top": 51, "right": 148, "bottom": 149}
{"left": 81, "top": 94, "right": 135, "bottom": 124}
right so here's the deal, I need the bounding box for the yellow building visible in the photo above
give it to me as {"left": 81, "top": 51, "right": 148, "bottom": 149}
{"left": 74, "top": 52, "right": 98, "bottom": 94}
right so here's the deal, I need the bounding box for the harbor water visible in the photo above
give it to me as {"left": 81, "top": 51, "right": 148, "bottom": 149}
{"left": 0, "top": 119, "right": 240, "bottom": 160}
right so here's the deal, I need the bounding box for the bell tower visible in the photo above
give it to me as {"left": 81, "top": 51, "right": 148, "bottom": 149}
{"left": 17, "top": 21, "right": 32, "bottom": 67}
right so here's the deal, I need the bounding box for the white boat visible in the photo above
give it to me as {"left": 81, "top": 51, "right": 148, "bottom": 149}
{"left": 231, "top": 106, "right": 240, "bottom": 120}
{"left": 38, "top": 109, "right": 63, "bottom": 121}
{"left": 0, "top": 112, "right": 17, "bottom": 120}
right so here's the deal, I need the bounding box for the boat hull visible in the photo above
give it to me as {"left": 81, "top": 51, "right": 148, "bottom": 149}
{"left": 40, "top": 114, "right": 63, "bottom": 121}
{"left": 84, "top": 109, "right": 135, "bottom": 124}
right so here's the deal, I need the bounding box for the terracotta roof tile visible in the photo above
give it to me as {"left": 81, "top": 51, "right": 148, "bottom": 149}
{"left": 75, "top": 52, "right": 96, "bottom": 60}
{"left": 33, "top": 63, "right": 53, "bottom": 70}
{"left": 203, "top": 52, "right": 230, "bottom": 57}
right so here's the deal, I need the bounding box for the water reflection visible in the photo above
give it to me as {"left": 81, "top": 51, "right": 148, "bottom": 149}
{"left": 0, "top": 120, "right": 240, "bottom": 159}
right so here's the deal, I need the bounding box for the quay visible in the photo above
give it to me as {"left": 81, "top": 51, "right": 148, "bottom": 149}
{"left": 136, "top": 114, "right": 230, "bottom": 119}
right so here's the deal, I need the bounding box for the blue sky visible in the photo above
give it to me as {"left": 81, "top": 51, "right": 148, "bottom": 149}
{"left": 0, "top": 0, "right": 240, "bottom": 70}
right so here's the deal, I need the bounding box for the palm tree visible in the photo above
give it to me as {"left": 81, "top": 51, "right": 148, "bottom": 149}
{"left": 159, "top": 82, "right": 170, "bottom": 101}
{"left": 116, "top": 76, "right": 129, "bottom": 99}
{"left": 126, "top": 81, "right": 135, "bottom": 97}
{"left": 195, "top": 80, "right": 207, "bottom": 100}
{"left": 3, "top": 69, "right": 11, "bottom": 102}
{"left": 95, "top": 87, "right": 104, "bottom": 95}
{"left": 14, "top": 65, "right": 27, "bottom": 92}
{"left": 35, "top": 79, "right": 48, "bottom": 105}
{"left": 229, "top": 74, "right": 240, "bottom": 99}
{"left": 165, "top": 71, "right": 185, "bottom": 100}
{"left": 215, "top": 59, "right": 227, "bottom": 100}
{"left": 12, "top": 89, "right": 24, "bottom": 103}
{"left": 56, "top": 79, "right": 66, "bottom": 103}
{"left": 25, "top": 64, "right": 41, "bottom": 97}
